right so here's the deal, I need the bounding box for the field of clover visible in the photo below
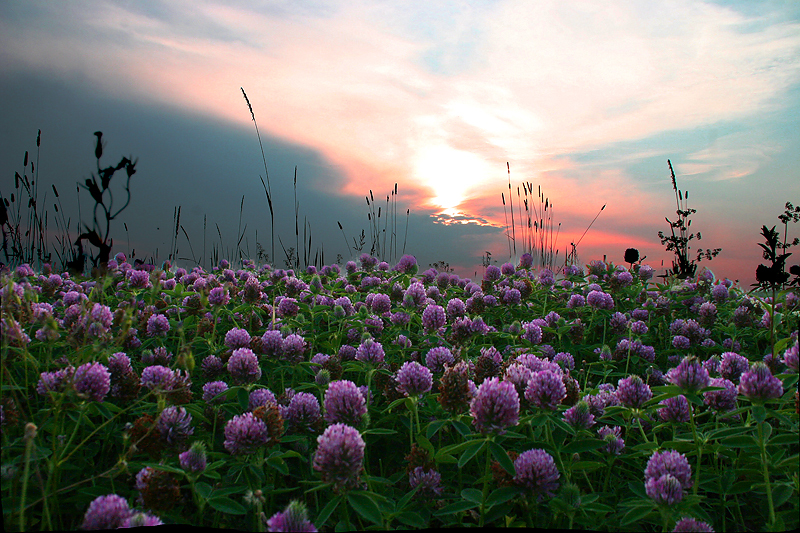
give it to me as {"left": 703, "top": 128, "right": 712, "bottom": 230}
{"left": 1, "top": 250, "right": 798, "bottom": 532}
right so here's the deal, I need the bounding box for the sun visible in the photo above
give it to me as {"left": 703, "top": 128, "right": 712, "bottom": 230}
{"left": 413, "top": 144, "right": 495, "bottom": 216}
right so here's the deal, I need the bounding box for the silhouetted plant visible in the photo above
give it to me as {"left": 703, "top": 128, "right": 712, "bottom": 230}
{"left": 74, "top": 131, "right": 138, "bottom": 274}
{"left": 623, "top": 248, "right": 646, "bottom": 271}
{"left": 657, "top": 160, "right": 721, "bottom": 280}
{"left": 429, "top": 260, "right": 455, "bottom": 273}
{"left": 1, "top": 130, "right": 77, "bottom": 272}
{"left": 754, "top": 225, "right": 792, "bottom": 290}
{"left": 753, "top": 224, "right": 793, "bottom": 361}
{"left": 777, "top": 202, "right": 800, "bottom": 287}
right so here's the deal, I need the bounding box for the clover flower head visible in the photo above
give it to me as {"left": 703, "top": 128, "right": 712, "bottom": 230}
{"left": 324, "top": 380, "right": 367, "bottom": 427}
{"left": 396, "top": 361, "right": 433, "bottom": 397}
{"left": 470, "top": 377, "right": 519, "bottom": 434}
{"left": 513, "top": 448, "right": 560, "bottom": 499}
{"left": 313, "top": 423, "right": 365, "bottom": 492}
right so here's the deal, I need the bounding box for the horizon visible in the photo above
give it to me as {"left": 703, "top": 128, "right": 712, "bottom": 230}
{"left": 2, "top": 0, "right": 800, "bottom": 285}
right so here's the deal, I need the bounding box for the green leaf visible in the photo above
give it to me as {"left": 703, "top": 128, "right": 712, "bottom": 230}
{"left": 457, "top": 439, "right": 486, "bottom": 468}
{"left": 433, "top": 499, "right": 479, "bottom": 516}
{"left": 194, "top": 482, "right": 213, "bottom": 499}
{"left": 620, "top": 504, "right": 655, "bottom": 526}
{"left": 314, "top": 495, "right": 342, "bottom": 529}
{"left": 347, "top": 491, "right": 384, "bottom": 526}
{"left": 561, "top": 439, "right": 606, "bottom": 455}
{"left": 485, "top": 486, "right": 525, "bottom": 507}
{"left": 395, "top": 486, "right": 419, "bottom": 513}
{"left": 489, "top": 440, "right": 515, "bottom": 477}
{"left": 426, "top": 419, "right": 447, "bottom": 440}
{"left": 461, "top": 488, "right": 483, "bottom": 504}
{"left": 361, "top": 428, "right": 397, "bottom": 435}
{"left": 207, "top": 496, "right": 247, "bottom": 515}
{"left": 570, "top": 461, "right": 605, "bottom": 473}
{"left": 721, "top": 435, "right": 758, "bottom": 448}
{"left": 141, "top": 462, "right": 185, "bottom": 474}
{"left": 415, "top": 434, "right": 435, "bottom": 458}
{"left": 772, "top": 483, "right": 795, "bottom": 508}
{"left": 451, "top": 419, "right": 471, "bottom": 437}
{"left": 266, "top": 456, "right": 289, "bottom": 475}
{"left": 396, "top": 511, "right": 428, "bottom": 528}
{"left": 550, "top": 416, "right": 576, "bottom": 435}
{"left": 237, "top": 387, "right": 250, "bottom": 411}
{"left": 752, "top": 405, "right": 767, "bottom": 424}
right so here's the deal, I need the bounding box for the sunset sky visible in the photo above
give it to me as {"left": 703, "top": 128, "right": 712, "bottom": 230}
{"left": 2, "top": 0, "right": 799, "bottom": 286}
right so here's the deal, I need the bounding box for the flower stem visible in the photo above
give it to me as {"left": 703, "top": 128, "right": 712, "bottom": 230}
{"left": 757, "top": 419, "right": 776, "bottom": 527}
{"left": 479, "top": 435, "right": 492, "bottom": 527}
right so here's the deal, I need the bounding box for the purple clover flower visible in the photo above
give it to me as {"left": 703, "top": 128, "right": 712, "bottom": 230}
{"left": 120, "top": 512, "right": 164, "bottom": 527}
{"left": 644, "top": 450, "right": 693, "bottom": 492}
{"left": 264, "top": 500, "right": 317, "bottom": 532}
{"left": 146, "top": 313, "right": 170, "bottom": 337}
{"left": 719, "top": 352, "right": 750, "bottom": 382}
{"left": 513, "top": 448, "right": 560, "bottom": 499}
{"left": 738, "top": 362, "right": 783, "bottom": 402}
{"left": 392, "top": 254, "right": 418, "bottom": 275}
{"left": 179, "top": 441, "right": 207, "bottom": 473}
{"left": 157, "top": 406, "right": 194, "bottom": 446}
{"left": 201, "top": 354, "right": 224, "bottom": 378}
{"left": 208, "top": 286, "right": 230, "bottom": 306}
{"left": 503, "top": 363, "right": 534, "bottom": 399}
{"left": 281, "top": 334, "right": 306, "bottom": 363}
{"left": 597, "top": 425, "right": 625, "bottom": 455}
{"left": 673, "top": 518, "right": 715, "bottom": 532}
{"left": 227, "top": 347, "right": 262, "bottom": 385}
{"left": 249, "top": 388, "right": 278, "bottom": 411}
{"left": 567, "top": 294, "right": 585, "bottom": 308}
{"left": 425, "top": 346, "right": 455, "bottom": 373}
{"left": 658, "top": 395, "right": 690, "bottom": 423}
{"left": 140, "top": 365, "right": 176, "bottom": 393}
{"left": 616, "top": 375, "right": 652, "bottom": 408}
{"left": 73, "top": 362, "right": 111, "bottom": 402}
{"left": 783, "top": 341, "right": 799, "bottom": 373}
{"left": 666, "top": 357, "right": 710, "bottom": 393}
{"left": 703, "top": 377, "right": 737, "bottom": 413}
{"left": 395, "top": 361, "right": 433, "bottom": 397}
{"left": 521, "top": 322, "right": 543, "bottom": 344}
{"left": 324, "top": 380, "right": 367, "bottom": 427}
{"left": 225, "top": 327, "right": 252, "bottom": 350}
{"left": 202, "top": 381, "right": 229, "bottom": 404}
{"left": 81, "top": 494, "right": 131, "bottom": 530}
{"left": 261, "top": 330, "right": 284, "bottom": 357}
{"left": 470, "top": 377, "right": 520, "bottom": 435}
{"left": 370, "top": 293, "right": 392, "bottom": 315}
{"left": 422, "top": 304, "right": 446, "bottom": 332}
{"left": 224, "top": 412, "right": 270, "bottom": 455}
{"left": 355, "top": 338, "right": 385, "bottom": 365}
{"left": 483, "top": 265, "right": 501, "bottom": 282}
{"left": 587, "top": 290, "right": 614, "bottom": 310}
{"left": 313, "top": 423, "right": 365, "bottom": 493}
{"left": 563, "top": 401, "right": 595, "bottom": 430}
{"left": 409, "top": 466, "right": 444, "bottom": 497}
{"left": 284, "top": 392, "right": 322, "bottom": 433}
{"left": 646, "top": 473, "right": 684, "bottom": 506}
{"left": 525, "top": 370, "right": 567, "bottom": 410}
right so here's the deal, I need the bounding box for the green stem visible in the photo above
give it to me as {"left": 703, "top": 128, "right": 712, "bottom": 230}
{"left": 757, "top": 419, "right": 776, "bottom": 527}
{"left": 689, "top": 405, "right": 701, "bottom": 496}
{"left": 479, "top": 436, "right": 492, "bottom": 527}
{"left": 19, "top": 424, "right": 37, "bottom": 532}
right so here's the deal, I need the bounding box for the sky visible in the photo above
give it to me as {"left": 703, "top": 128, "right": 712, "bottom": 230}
{"left": 2, "top": 0, "right": 799, "bottom": 286}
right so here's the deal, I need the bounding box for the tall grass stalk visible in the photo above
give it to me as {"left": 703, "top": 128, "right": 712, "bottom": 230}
{"left": 242, "top": 87, "right": 275, "bottom": 264}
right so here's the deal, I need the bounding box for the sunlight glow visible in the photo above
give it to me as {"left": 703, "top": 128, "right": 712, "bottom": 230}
{"left": 413, "top": 144, "right": 496, "bottom": 214}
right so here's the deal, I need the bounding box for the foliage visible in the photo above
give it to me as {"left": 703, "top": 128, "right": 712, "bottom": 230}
{"left": 658, "top": 160, "right": 721, "bottom": 280}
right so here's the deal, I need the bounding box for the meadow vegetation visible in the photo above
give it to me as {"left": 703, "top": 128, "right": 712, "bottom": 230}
{"left": 1, "top": 118, "right": 799, "bottom": 532}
